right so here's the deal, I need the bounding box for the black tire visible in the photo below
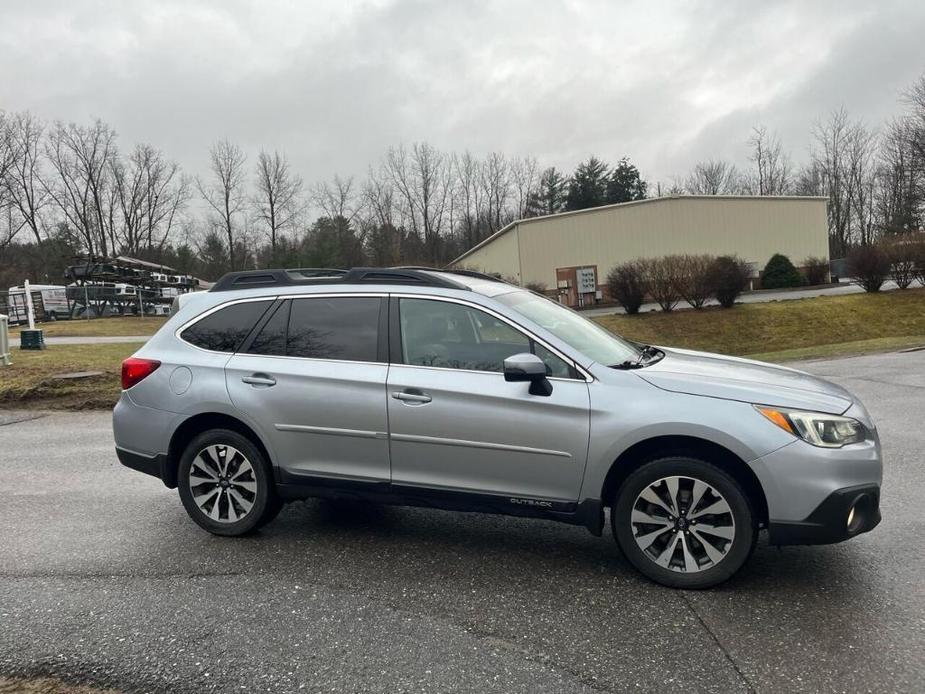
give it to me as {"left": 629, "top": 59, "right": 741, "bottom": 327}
{"left": 177, "top": 429, "right": 279, "bottom": 536}
{"left": 612, "top": 457, "right": 757, "bottom": 589}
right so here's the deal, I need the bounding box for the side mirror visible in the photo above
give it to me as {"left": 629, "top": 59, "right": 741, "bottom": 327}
{"left": 503, "top": 353, "right": 553, "bottom": 396}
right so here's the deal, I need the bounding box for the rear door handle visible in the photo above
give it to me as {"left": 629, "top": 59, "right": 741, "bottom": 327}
{"left": 242, "top": 374, "right": 277, "bottom": 387}
{"left": 392, "top": 390, "right": 432, "bottom": 404}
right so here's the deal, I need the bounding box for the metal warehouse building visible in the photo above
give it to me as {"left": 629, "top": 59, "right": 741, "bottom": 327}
{"left": 450, "top": 195, "right": 829, "bottom": 307}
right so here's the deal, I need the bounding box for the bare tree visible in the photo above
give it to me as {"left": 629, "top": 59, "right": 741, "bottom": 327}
{"left": 481, "top": 151, "right": 511, "bottom": 233}
{"left": 875, "top": 119, "right": 921, "bottom": 234}
{"left": 454, "top": 151, "right": 485, "bottom": 248}
{"left": 43, "top": 119, "right": 118, "bottom": 257}
{"left": 746, "top": 126, "right": 792, "bottom": 195}
{"left": 254, "top": 150, "right": 303, "bottom": 261}
{"left": 684, "top": 159, "right": 743, "bottom": 195}
{"left": 0, "top": 113, "right": 23, "bottom": 253}
{"left": 362, "top": 166, "right": 396, "bottom": 229}
{"left": 3, "top": 111, "right": 50, "bottom": 247}
{"left": 384, "top": 143, "right": 452, "bottom": 264}
{"left": 846, "top": 122, "right": 878, "bottom": 246}
{"left": 905, "top": 72, "right": 925, "bottom": 166}
{"left": 509, "top": 155, "right": 538, "bottom": 219}
{"left": 360, "top": 167, "right": 402, "bottom": 266}
{"left": 792, "top": 160, "right": 824, "bottom": 196}
{"left": 113, "top": 143, "right": 190, "bottom": 255}
{"left": 197, "top": 139, "right": 247, "bottom": 270}
{"left": 811, "top": 109, "right": 879, "bottom": 254}
{"left": 311, "top": 174, "right": 357, "bottom": 223}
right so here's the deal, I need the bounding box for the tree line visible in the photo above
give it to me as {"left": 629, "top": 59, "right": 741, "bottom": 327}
{"left": 1, "top": 70, "right": 924, "bottom": 287}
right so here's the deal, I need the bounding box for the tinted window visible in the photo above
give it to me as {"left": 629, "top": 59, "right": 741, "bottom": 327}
{"left": 287, "top": 297, "right": 380, "bottom": 361}
{"left": 399, "top": 298, "right": 571, "bottom": 376}
{"left": 181, "top": 300, "right": 272, "bottom": 353}
{"left": 248, "top": 301, "right": 290, "bottom": 356}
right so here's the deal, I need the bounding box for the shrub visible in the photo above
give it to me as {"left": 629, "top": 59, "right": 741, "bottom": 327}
{"left": 640, "top": 255, "right": 685, "bottom": 312}
{"left": 846, "top": 244, "right": 891, "bottom": 292}
{"left": 884, "top": 234, "right": 920, "bottom": 290}
{"left": 523, "top": 281, "right": 547, "bottom": 294}
{"left": 803, "top": 256, "right": 829, "bottom": 286}
{"left": 709, "top": 255, "right": 752, "bottom": 308}
{"left": 916, "top": 240, "right": 925, "bottom": 287}
{"left": 606, "top": 261, "right": 647, "bottom": 314}
{"left": 676, "top": 254, "right": 716, "bottom": 309}
{"left": 761, "top": 253, "right": 802, "bottom": 289}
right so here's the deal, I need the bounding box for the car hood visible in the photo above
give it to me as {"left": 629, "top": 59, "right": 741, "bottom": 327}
{"left": 636, "top": 347, "right": 854, "bottom": 415}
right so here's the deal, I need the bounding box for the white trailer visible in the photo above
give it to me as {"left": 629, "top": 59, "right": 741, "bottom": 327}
{"left": 8, "top": 284, "right": 70, "bottom": 322}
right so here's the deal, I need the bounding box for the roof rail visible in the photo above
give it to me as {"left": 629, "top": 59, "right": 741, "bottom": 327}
{"left": 392, "top": 266, "right": 508, "bottom": 284}
{"left": 443, "top": 269, "right": 508, "bottom": 283}
{"left": 209, "top": 267, "right": 471, "bottom": 293}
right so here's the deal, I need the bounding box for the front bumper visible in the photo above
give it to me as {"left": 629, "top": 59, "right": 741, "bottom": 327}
{"left": 768, "top": 483, "right": 881, "bottom": 545}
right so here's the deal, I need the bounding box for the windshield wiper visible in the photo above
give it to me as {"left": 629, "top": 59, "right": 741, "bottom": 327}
{"left": 611, "top": 345, "right": 665, "bottom": 370}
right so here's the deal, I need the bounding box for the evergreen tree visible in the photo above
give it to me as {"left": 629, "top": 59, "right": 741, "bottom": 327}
{"left": 565, "top": 157, "right": 609, "bottom": 211}
{"left": 761, "top": 253, "right": 803, "bottom": 288}
{"left": 606, "top": 157, "right": 647, "bottom": 203}
{"left": 173, "top": 243, "right": 198, "bottom": 275}
{"left": 197, "top": 230, "right": 230, "bottom": 281}
{"left": 303, "top": 216, "right": 366, "bottom": 268}
{"left": 525, "top": 167, "right": 568, "bottom": 217}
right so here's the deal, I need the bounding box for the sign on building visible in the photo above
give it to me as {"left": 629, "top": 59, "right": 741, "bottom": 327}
{"left": 576, "top": 266, "right": 597, "bottom": 294}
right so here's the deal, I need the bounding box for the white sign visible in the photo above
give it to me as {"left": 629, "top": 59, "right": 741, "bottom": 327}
{"left": 576, "top": 267, "right": 596, "bottom": 294}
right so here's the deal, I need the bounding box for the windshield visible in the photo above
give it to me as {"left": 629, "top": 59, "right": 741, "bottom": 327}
{"left": 497, "top": 291, "right": 641, "bottom": 365}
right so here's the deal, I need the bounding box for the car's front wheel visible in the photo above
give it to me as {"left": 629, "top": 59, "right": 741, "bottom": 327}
{"left": 177, "top": 429, "right": 281, "bottom": 536}
{"left": 612, "top": 457, "right": 757, "bottom": 589}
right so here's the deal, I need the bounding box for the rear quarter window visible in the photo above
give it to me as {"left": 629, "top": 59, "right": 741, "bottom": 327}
{"left": 180, "top": 300, "right": 272, "bottom": 352}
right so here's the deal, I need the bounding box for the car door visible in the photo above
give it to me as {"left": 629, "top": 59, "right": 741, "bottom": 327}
{"left": 386, "top": 295, "right": 591, "bottom": 504}
{"left": 225, "top": 294, "right": 390, "bottom": 484}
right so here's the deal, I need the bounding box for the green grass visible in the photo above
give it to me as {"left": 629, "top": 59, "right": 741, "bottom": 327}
{"left": 747, "top": 336, "right": 925, "bottom": 362}
{"left": 0, "top": 342, "right": 143, "bottom": 410}
{"left": 592, "top": 288, "right": 925, "bottom": 361}
{"left": 10, "top": 316, "right": 166, "bottom": 337}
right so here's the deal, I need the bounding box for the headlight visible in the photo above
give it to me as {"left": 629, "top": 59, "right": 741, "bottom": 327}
{"left": 755, "top": 406, "right": 867, "bottom": 448}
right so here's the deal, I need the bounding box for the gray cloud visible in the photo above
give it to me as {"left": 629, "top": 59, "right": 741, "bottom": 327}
{"left": 2, "top": 0, "right": 924, "bottom": 187}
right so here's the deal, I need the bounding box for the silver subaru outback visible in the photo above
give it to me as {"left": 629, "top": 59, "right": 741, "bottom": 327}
{"left": 113, "top": 267, "right": 882, "bottom": 588}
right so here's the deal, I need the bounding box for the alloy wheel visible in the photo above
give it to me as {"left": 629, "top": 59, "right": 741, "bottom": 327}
{"left": 187, "top": 444, "right": 258, "bottom": 523}
{"left": 631, "top": 475, "right": 736, "bottom": 573}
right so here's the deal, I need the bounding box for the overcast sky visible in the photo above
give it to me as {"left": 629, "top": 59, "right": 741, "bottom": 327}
{"left": 3, "top": 0, "right": 925, "bottom": 188}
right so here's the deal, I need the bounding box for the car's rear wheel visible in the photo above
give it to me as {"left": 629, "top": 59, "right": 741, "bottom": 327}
{"left": 612, "top": 457, "right": 757, "bottom": 589}
{"left": 177, "top": 429, "right": 281, "bottom": 536}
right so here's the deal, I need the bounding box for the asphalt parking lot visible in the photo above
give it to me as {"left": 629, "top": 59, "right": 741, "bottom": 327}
{"left": 1, "top": 350, "right": 924, "bottom": 693}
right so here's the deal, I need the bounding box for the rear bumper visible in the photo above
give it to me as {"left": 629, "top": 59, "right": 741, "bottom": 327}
{"left": 768, "top": 483, "right": 881, "bottom": 545}
{"left": 116, "top": 447, "right": 172, "bottom": 487}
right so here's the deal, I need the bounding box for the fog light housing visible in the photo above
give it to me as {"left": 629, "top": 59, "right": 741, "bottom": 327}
{"left": 846, "top": 494, "right": 873, "bottom": 534}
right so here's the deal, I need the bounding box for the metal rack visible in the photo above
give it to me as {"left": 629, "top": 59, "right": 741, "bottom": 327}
{"left": 64, "top": 255, "right": 203, "bottom": 318}
{"left": 209, "top": 267, "right": 501, "bottom": 293}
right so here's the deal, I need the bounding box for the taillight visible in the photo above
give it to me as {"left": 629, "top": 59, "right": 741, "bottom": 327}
{"left": 121, "top": 357, "right": 161, "bottom": 390}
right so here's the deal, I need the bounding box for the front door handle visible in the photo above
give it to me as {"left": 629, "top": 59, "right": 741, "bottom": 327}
{"left": 242, "top": 374, "right": 277, "bottom": 387}
{"left": 392, "top": 390, "right": 432, "bottom": 404}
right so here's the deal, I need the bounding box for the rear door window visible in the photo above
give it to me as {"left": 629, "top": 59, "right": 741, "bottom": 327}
{"left": 288, "top": 297, "right": 380, "bottom": 361}
{"left": 244, "top": 296, "right": 381, "bottom": 362}
{"left": 181, "top": 300, "right": 272, "bottom": 353}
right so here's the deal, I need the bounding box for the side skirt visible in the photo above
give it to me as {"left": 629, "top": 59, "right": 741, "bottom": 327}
{"left": 275, "top": 470, "right": 603, "bottom": 536}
